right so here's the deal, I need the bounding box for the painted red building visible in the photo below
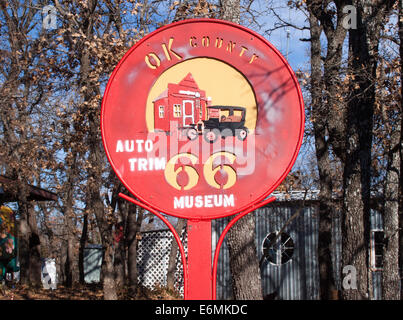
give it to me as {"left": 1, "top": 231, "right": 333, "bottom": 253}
{"left": 153, "top": 73, "right": 212, "bottom": 132}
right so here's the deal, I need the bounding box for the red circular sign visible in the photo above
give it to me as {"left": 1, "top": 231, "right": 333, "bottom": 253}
{"left": 101, "top": 19, "right": 304, "bottom": 219}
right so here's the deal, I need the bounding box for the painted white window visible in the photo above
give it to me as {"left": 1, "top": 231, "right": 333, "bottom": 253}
{"left": 173, "top": 104, "right": 181, "bottom": 117}
{"left": 159, "top": 106, "right": 164, "bottom": 118}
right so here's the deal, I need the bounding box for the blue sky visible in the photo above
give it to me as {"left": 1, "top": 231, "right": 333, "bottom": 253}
{"left": 247, "top": 1, "right": 315, "bottom": 181}
{"left": 248, "top": 0, "right": 311, "bottom": 73}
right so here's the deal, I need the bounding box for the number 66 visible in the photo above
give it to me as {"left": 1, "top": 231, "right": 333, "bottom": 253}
{"left": 164, "top": 151, "right": 237, "bottom": 190}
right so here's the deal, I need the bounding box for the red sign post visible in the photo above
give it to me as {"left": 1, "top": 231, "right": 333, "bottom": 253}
{"left": 101, "top": 19, "right": 304, "bottom": 299}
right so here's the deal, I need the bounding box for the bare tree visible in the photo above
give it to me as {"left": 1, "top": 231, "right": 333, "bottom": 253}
{"left": 342, "top": 0, "right": 394, "bottom": 300}
{"left": 0, "top": 0, "right": 58, "bottom": 286}
{"left": 53, "top": 0, "right": 132, "bottom": 299}
{"left": 307, "top": 0, "right": 348, "bottom": 299}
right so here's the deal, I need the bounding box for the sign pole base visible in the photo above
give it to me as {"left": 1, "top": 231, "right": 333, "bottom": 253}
{"left": 187, "top": 219, "right": 212, "bottom": 299}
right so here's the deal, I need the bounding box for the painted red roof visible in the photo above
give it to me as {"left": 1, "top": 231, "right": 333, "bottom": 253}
{"left": 153, "top": 73, "right": 201, "bottom": 103}
{"left": 178, "top": 73, "right": 199, "bottom": 90}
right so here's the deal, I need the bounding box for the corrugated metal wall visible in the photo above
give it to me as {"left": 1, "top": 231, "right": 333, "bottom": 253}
{"left": 212, "top": 202, "right": 320, "bottom": 300}
{"left": 212, "top": 202, "right": 383, "bottom": 300}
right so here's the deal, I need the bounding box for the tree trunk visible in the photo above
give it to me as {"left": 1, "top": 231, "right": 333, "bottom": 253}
{"left": 89, "top": 174, "right": 118, "bottom": 300}
{"left": 226, "top": 213, "right": 263, "bottom": 299}
{"left": 113, "top": 188, "right": 129, "bottom": 290}
{"left": 107, "top": 178, "right": 126, "bottom": 290}
{"left": 127, "top": 204, "right": 144, "bottom": 296}
{"left": 59, "top": 246, "right": 66, "bottom": 285}
{"left": 166, "top": 218, "right": 186, "bottom": 291}
{"left": 63, "top": 151, "right": 79, "bottom": 287}
{"left": 307, "top": 1, "right": 348, "bottom": 161}
{"left": 382, "top": 120, "right": 401, "bottom": 300}
{"left": 308, "top": 9, "right": 338, "bottom": 300}
{"left": 126, "top": 203, "right": 138, "bottom": 294}
{"left": 17, "top": 205, "right": 30, "bottom": 286}
{"left": 113, "top": 222, "right": 126, "bottom": 290}
{"left": 18, "top": 215, "right": 29, "bottom": 284}
{"left": 101, "top": 243, "right": 118, "bottom": 300}
{"left": 342, "top": 0, "right": 387, "bottom": 300}
{"left": 79, "top": 212, "right": 88, "bottom": 284}
{"left": 64, "top": 226, "right": 76, "bottom": 287}
{"left": 87, "top": 114, "right": 118, "bottom": 300}
{"left": 342, "top": 163, "right": 369, "bottom": 300}
{"left": 64, "top": 201, "right": 76, "bottom": 287}
{"left": 93, "top": 197, "right": 117, "bottom": 300}
{"left": 27, "top": 204, "right": 42, "bottom": 287}
{"left": 80, "top": 1, "right": 118, "bottom": 297}
{"left": 315, "top": 98, "right": 339, "bottom": 299}
{"left": 342, "top": 20, "right": 369, "bottom": 302}
{"left": 342, "top": 41, "right": 371, "bottom": 300}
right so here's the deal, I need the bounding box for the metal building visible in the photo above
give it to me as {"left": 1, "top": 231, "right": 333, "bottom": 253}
{"left": 136, "top": 190, "right": 384, "bottom": 300}
{"left": 212, "top": 192, "right": 320, "bottom": 299}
